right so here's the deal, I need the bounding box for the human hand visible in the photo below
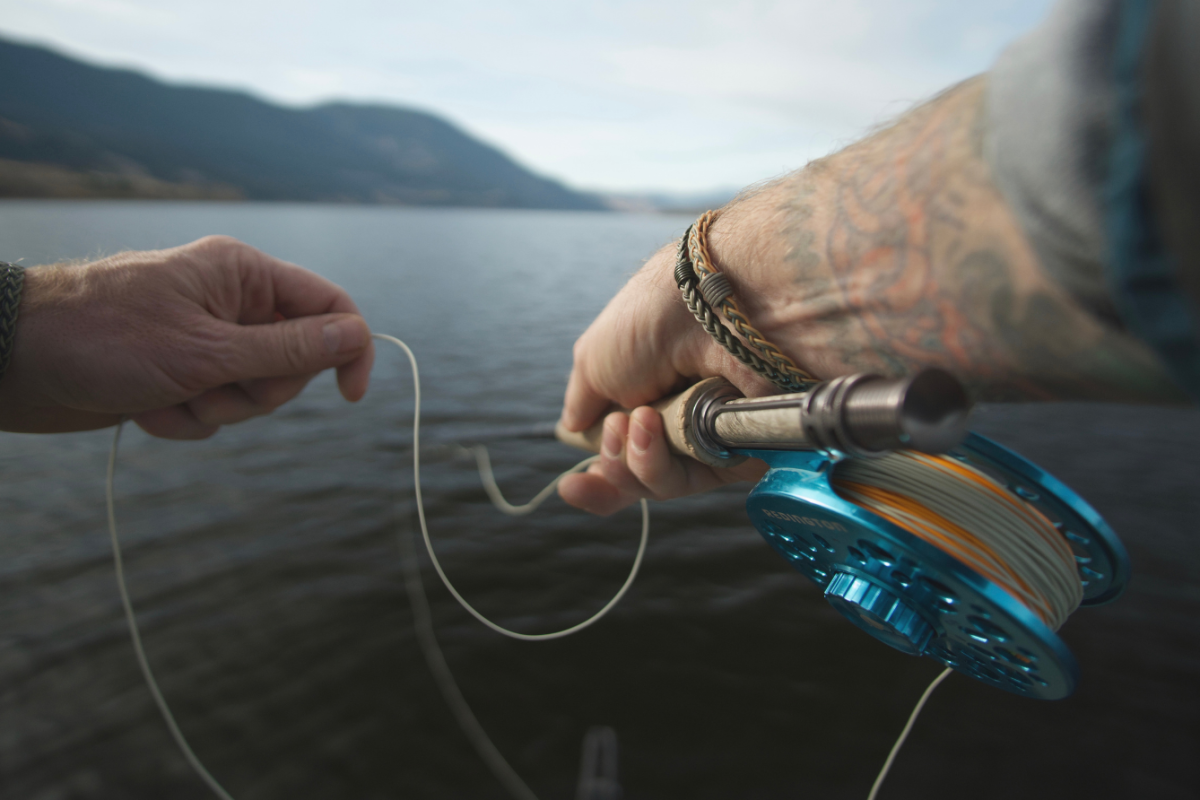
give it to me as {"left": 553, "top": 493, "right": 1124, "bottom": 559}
{"left": 556, "top": 238, "right": 777, "bottom": 516}
{"left": 559, "top": 77, "right": 1180, "bottom": 516}
{"left": 0, "top": 235, "right": 374, "bottom": 439}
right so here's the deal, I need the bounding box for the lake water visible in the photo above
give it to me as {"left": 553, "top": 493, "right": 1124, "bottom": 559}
{"left": 1, "top": 200, "right": 1198, "bottom": 799}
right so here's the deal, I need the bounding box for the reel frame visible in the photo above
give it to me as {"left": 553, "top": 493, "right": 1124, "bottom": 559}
{"left": 740, "top": 433, "right": 1130, "bottom": 700}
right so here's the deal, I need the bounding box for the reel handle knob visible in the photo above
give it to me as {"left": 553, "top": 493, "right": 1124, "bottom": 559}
{"left": 824, "top": 572, "right": 935, "bottom": 656}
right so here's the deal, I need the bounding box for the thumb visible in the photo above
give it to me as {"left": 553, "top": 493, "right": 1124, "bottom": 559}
{"left": 223, "top": 313, "right": 371, "bottom": 382}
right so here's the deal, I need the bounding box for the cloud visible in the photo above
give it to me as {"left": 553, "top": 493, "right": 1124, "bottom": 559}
{"left": 0, "top": 0, "right": 1054, "bottom": 192}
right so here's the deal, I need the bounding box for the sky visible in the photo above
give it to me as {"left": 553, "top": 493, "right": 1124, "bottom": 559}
{"left": 0, "top": 0, "right": 1055, "bottom": 195}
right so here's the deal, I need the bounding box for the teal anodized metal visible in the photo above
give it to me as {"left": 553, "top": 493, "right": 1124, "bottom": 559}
{"left": 736, "top": 434, "right": 1130, "bottom": 700}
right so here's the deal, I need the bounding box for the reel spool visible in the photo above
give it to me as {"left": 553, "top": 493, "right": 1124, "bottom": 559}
{"left": 556, "top": 371, "right": 1130, "bottom": 700}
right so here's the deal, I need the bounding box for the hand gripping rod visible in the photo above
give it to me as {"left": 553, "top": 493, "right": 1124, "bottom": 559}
{"left": 555, "top": 368, "right": 972, "bottom": 464}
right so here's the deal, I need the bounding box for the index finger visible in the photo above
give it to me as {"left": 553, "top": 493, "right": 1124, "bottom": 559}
{"left": 258, "top": 253, "right": 363, "bottom": 319}
{"left": 258, "top": 253, "right": 376, "bottom": 402}
{"left": 225, "top": 238, "right": 376, "bottom": 401}
{"left": 561, "top": 365, "right": 613, "bottom": 433}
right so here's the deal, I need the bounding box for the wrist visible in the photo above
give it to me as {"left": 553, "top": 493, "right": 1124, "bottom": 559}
{"left": 0, "top": 265, "right": 52, "bottom": 427}
{"left": 0, "top": 263, "right": 119, "bottom": 433}
{"left": 0, "top": 261, "right": 25, "bottom": 385}
{"left": 703, "top": 176, "right": 836, "bottom": 381}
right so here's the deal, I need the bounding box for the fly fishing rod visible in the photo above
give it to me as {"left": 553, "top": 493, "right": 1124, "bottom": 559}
{"left": 101, "top": 343, "right": 1131, "bottom": 800}
{"left": 556, "top": 368, "right": 1130, "bottom": 700}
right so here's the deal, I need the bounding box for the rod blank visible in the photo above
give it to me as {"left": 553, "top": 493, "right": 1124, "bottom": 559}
{"left": 555, "top": 369, "right": 972, "bottom": 463}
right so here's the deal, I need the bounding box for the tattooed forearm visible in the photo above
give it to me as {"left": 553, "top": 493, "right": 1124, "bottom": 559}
{"left": 716, "top": 77, "right": 1182, "bottom": 402}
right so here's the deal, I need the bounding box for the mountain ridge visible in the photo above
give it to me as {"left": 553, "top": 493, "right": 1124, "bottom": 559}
{"left": 0, "top": 36, "right": 605, "bottom": 210}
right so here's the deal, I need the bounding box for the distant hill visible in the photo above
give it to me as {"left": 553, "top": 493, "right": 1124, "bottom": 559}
{"left": 0, "top": 37, "right": 605, "bottom": 209}
{"left": 602, "top": 187, "right": 742, "bottom": 215}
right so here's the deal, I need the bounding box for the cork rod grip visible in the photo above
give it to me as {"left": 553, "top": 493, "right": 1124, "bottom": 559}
{"left": 554, "top": 377, "right": 738, "bottom": 468}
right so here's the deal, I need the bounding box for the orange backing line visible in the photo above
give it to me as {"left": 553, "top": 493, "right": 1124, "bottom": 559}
{"left": 915, "top": 454, "right": 1077, "bottom": 566}
{"left": 833, "top": 478, "right": 1053, "bottom": 625}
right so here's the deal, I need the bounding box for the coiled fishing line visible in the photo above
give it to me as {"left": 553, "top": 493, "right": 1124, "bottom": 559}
{"left": 103, "top": 333, "right": 646, "bottom": 800}
{"left": 101, "top": 334, "right": 952, "bottom": 800}
{"left": 832, "top": 451, "right": 1083, "bottom": 630}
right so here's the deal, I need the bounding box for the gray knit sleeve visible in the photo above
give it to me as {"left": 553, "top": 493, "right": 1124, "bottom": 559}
{"left": 984, "top": 0, "right": 1123, "bottom": 324}
{"left": 985, "top": 0, "right": 1200, "bottom": 399}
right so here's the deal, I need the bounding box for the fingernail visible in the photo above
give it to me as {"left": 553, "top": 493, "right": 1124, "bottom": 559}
{"left": 324, "top": 318, "right": 367, "bottom": 355}
{"left": 602, "top": 424, "right": 621, "bottom": 459}
{"left": 630, "top": 417, "right": 652, "bottom": 453}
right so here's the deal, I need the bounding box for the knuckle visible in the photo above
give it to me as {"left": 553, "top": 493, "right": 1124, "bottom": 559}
{"left": 192, "top": 405, "right": 232, "bottom": 428}
{"left": 188, "top": 235, "right": 265, "bottom": 277}
{"left": 629, "top": 460, "right": 668, "bottom": 501}
{"left": 278, "top": 328, "right": 316, "bottom": 374}
{"left": 571, "top": 335, "right": 589, "bottom": 364}
{"left": 135, "top": 407, "right": 219, "bottom": 441}
{"left": 187, "top": 388, "right": 242, "bottom": 427}
{"left": 187, "top": 327, "right": 238, "bottom": 388}
{"left": 193, "top": 234, "right": 242, "bottom": 254}
{"left": 142, "top": 324, "right": 230, "bottom": 398}
{"left": 254, "top": 387, "right": 287, "bottom": 412}
{"left": 255, "top": 379, "right": 305, "bottom": 411}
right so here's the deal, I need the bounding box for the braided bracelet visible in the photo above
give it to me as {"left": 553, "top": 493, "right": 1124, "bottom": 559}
{"left": 675, "top": 211, "right": 816, "bottom": 392}
{"left": 0, "top": 262, "right": 25, "bottom": 381}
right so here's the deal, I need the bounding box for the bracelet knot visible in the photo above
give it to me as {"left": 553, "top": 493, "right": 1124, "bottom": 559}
{"left": 675, "top": 211, "right": 816, "bottom": 393}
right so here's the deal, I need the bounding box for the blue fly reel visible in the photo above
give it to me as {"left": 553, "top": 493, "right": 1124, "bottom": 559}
{"left": 739, "top": 434, "right": 1130, "bottom": 700}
